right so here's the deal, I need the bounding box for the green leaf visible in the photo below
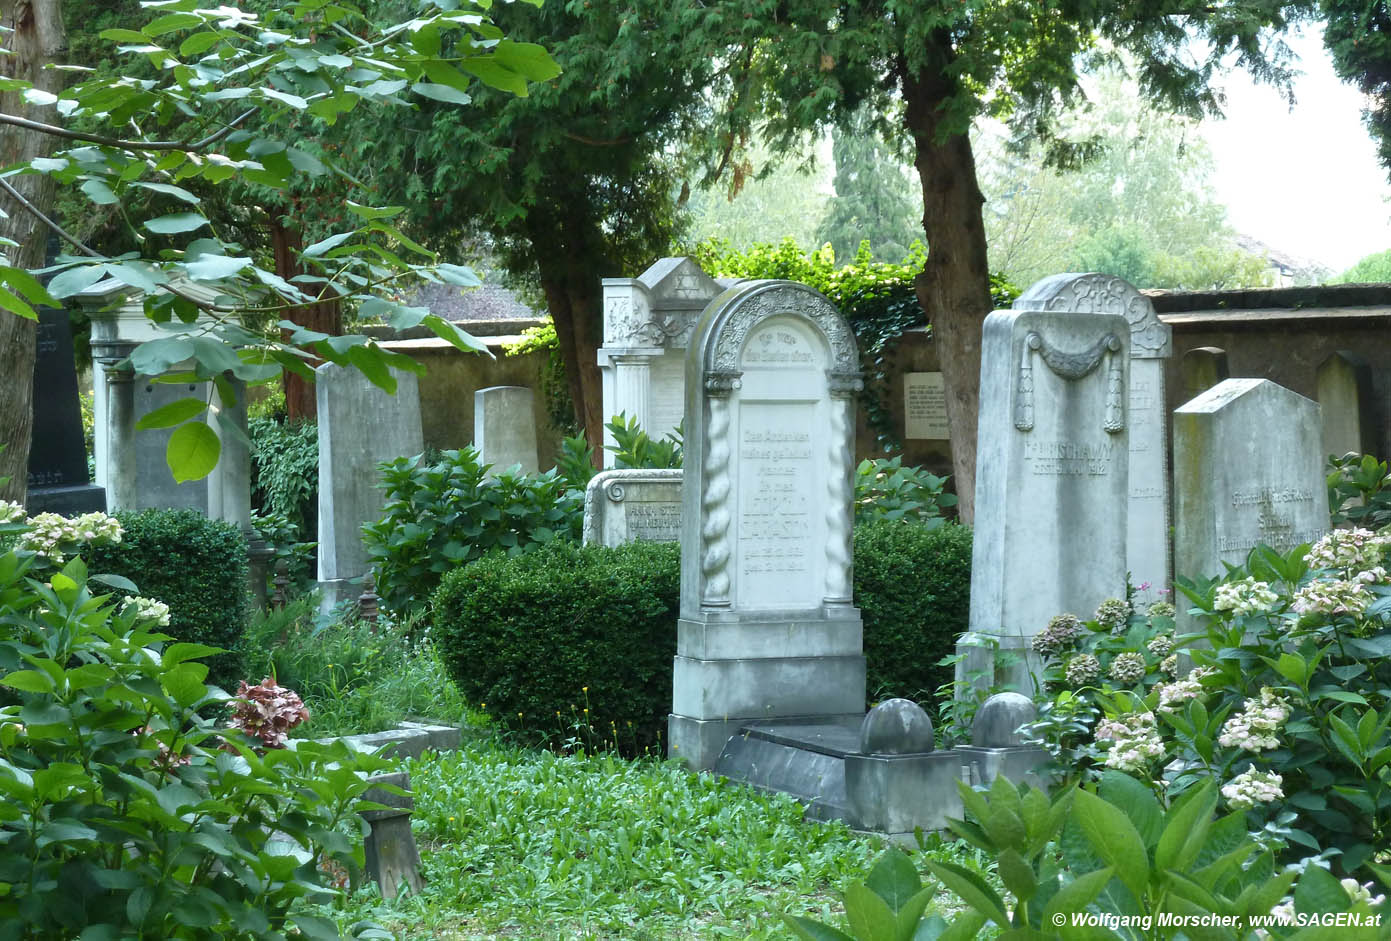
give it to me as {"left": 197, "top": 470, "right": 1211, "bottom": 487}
{"left": 1156, "top": 779, "right": 1217, "bottom": 872}
{"left": 783, "top": 916, "right": 855, "bottom": 941}
{"left": 0, "top": 287, "right": 36, "bottom": 321}
{"left": 2, "top": 267, "right": 58, "bottom": 307}
{"left": 100, "top": 28, "right": 152, "bottom": 43}
{"left": 923, "top": 860, "right": 1009, "bottom": 926}
{"left": 1, "top": 670, "right": 53, "bottom": 693}
{"left": 490, "top": 40, "right": 562, "bottom": 82}
{"left": 161, "top": 661, "right": 208, "bottom": 708}
{"left": 864, "top": 848, "right": 922, "bottom": 914}
{"left": 844, "top": 883, "right": 898, "bottom": 941}
{"left": 996, "top": 848, "right": 1037, "bottom": 902}
{"left": 424, "top": 315, "right": 490, "bottom": 354}
{"left": 184, "top": 253, "right": 249, "bottom": 281}
{"left": 89, "top": 573, "right": 139, "bottom": 593}
{"left": 47, "top": 264, "right": 107, "bottom": 299}
{"left": 80, "top": 178, "right": 119, "bottom": 205}
{"left": 411, "top": 81, "right": 471, "bottom": 104}
{"left": 136, "top": 397, "right": 207, "bottom": 430}
{"left": 459, "top": 55, "right": 530, "bottom": 96}
{"left": 1043, "top": 866, "right": 1114, "bottom": 929}
{"left": 106, "top": 262, "right": 164, "bottom": 293}
{"left": 166, "top": 421, "right": 220, "bottom": 483}
{"left": 145, "top": 212, "right": 210, "bottom": 234}
{"left": 143, "top": 12, "right": 202, "bottom": 36}
{"left": 130, "top": 336, "right": 195, "bottom": 375}
{"left": 132, "top": 181, "right": 200, "bottom": 205}
{"left": 1293, "top": 864, "right": 1351, "bottom": 916}
{"left": 302, "top": 231, "right": 354, "bottom": 257}
{"left": 179, "top": 30, "right": 224, "bottom": 56}
{"left": 163, "top": 642, "right": 222, "bottom": 666}
{"left": 436, "top": 262, "right": 481, "bottom": 286}
{"left": 1098, "top": 771, "right": 1163, "bottom": 848}
{"left": 1072, "top": 789, "right": 1149, "bottom": 902}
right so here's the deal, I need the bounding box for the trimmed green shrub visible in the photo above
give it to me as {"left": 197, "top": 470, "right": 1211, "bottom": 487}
{"left": 432, "top": 524, "right": 973, "bottom": 750}
{"left": 363, "top": 447, "right": 584, "bottom": 615}
{"left": 432, "top": 540, "right": 679, "bottom": 753}
{"left": 853, "top": 520, "right": 973, "bottom": 705}
{"left": 85, "top": 509, "right": 249, "bottom": 690}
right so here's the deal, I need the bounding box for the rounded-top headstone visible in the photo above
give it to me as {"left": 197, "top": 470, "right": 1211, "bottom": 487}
{"left": 859, "top": 698, "right": 935, "bottom": 755}
{"left": 972, "top": 692, "right": 1037, "bottom": 748}
{"left": 1013, "top": 272, "right": 1169, "bottom": 358}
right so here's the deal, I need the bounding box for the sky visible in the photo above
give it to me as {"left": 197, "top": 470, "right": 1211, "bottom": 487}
{"left": 1200, "top": 26, "right": 1391, "bottom": 273}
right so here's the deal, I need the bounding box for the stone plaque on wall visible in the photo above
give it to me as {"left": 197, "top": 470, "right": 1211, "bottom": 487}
{"left": 582, "top": 468, "right": 682, "bottom": 547}
{"left": 903, "top": 372, "right": 949, "bottom": 440}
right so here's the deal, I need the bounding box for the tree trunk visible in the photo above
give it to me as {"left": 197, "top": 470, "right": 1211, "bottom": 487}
{"left": 271, "top": 220, "right": 340, "bottom": 421}
{"left": 901, "top": 51, "right": 993, "bottom": 525}
{"left": 0, "top": 0, "right": 65, "bottom": 504}
{"left": 538, "top": 263, "right": 604, "bottom": 460}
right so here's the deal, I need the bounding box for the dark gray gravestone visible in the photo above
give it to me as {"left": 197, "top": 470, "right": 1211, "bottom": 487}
{"left": 27, "top": 307, "right": 104, "bottom": 514}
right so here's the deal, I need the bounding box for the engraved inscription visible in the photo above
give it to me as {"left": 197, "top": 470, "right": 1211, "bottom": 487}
{"left": 1218, "top": 486, "right": 1326, "bottom": 555}
{"left": 737, "top": 406, "right": 815, "bottom": 595}
{"left": 904, "top": 372, "right": 949, "bottom": 440}
{"left": 1022, "top": 440, "right": 1115, "bottom": 477}
{"left": 627, "top": 502, "right": 680, "bottom": 543}
{"left": 742, "top": 326, "right": 815, "bottom": 366}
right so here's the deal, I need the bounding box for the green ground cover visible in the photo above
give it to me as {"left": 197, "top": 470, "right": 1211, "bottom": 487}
{"left": 324, "top": 742, "right": 988, "bottom": 940}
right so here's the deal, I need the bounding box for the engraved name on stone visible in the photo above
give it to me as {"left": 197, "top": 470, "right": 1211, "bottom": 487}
{"left": 1218, "top": 485, "right": 1325, "bottom": 554}
{"left": 626, "top": 502, "right": 680, "bottom": 542}
{"left": 1021, "top": 439, "right": 1115, "bottom": 477}
{"left": 737, "top": 417, "right": 813, "bottom": 581}
{"left": 741, "top": 328, "right": 816, "bottom": 365}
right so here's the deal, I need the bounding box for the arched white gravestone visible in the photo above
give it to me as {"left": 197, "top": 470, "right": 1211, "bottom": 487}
{"left": 669, "top": 280, "right": 865, "bottom": 770}
{"left": 961, "top": 279, "right": 1131, "bottom": 692}
{"left": 1015, "top": 273, "right": 1173, "bottom": 597}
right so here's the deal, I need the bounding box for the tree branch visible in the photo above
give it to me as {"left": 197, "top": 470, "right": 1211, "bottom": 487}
{"left": 0, "top": 107, "right": 256, "bottom": 152}
{"left": 0, "top": 175, "right": 99, "bottom": 257}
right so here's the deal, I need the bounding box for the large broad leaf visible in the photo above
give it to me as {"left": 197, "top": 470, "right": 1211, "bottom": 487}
{"left": 135, "top": 397, "right": 207, "bottom": 430}
{"left": 1072, "top": 789, "right": 1150, "bottom": 903}
{"left": 166, "top": 421, "right": 220, "bottom": 483}
{"left": 412, "top": 81, "right": 471, "bottom": 104}
{"left": 145, "top": 212, "right": 210, "bottom": 234}
{"left": 46, "top": 263, "right": 108, "bottom": 299}
{"left": 844, "top": 884, "right": 898, "bottom": 941}
{"left": 130, "top": 336, "right": 195, "bottom": 375}
{"left": 864, "top": 848, "right": 923, "bottom": 914}
{"left": 783, "top": 915, "right": 854, "bottom": 941}
{"left": 132, "top": 181, "right": 200, "bottom": 204}
{"left": 490, "top": 40, "right": 562, "bottom": 81}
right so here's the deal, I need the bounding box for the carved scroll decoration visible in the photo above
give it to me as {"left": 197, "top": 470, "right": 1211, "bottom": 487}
{"left": 707, "top": 284, "right": 857, "bottom": 375}
{"left": 1014, "top": 331, "right": 1125, "bottom": 435}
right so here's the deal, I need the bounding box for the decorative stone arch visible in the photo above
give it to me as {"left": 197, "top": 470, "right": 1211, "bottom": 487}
{"left": 1014, "top": 272, "right": 1170, "bottom": 358}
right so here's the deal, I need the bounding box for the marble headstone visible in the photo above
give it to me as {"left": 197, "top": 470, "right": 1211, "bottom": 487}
{"left": 473, "top": 385, "right": 538, "bottom": 475}
{"left": 1316, "top": 351, "right": 1375, "bottom": 460}
{"left": 316, "top": 363, "right": 424, "bottom": 605}
{"left": 963, "top": 286, "right": 1130, "bottom": 690}
{"left": 1015, "top": 274, "right": 1172, "bottom": 595}
{"left": 669, "top": 280, "right": 865, "bottom": 770}
{"left": 1173, "top": 379, "right": 1328, "bottom": 606}
{"left": 581, "top": 468, "right": 682, "bottom": 547}
{"left": 1181, "top": 347, "right": 1229, "bottom": 400}
{"left": 598, "top": 257, "right": 734, "bottom": 463}
{"left": 27, "top": 307, "right": 105, "bottom": 514}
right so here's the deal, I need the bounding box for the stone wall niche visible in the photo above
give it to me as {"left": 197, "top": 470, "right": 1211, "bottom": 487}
{"left": 669, "top": 280, "right": 865, "bottom": 770}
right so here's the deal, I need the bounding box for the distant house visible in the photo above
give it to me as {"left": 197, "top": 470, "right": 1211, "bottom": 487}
{"left": 1234, "top": 234, "right": 1332, "bottom": 287}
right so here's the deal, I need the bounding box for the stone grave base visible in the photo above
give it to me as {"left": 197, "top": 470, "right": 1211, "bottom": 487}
{"left": 26, "top": 483, "right": 106, "bottom": 516}
{"left": 712, "top": 716, "right": 863, "bottom": 822}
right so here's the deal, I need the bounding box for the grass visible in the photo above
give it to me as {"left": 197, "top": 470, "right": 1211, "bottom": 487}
{"left": 322, "top": 740, "right": 990, "bottom": 940}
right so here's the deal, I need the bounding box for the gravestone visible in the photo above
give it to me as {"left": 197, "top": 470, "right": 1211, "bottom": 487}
{"left": 903, "top": 372, "right": 949, "bottom": 440}
{"left": 962, "top": 284, "right": 1130, "bottom": 691}
{"left": 27, "top": 307, "right": 105, "bottom": 514}
{"left": 317, "top": 363, "right": 423, "bottom": 606}
{"left": 598, "top": 257, "right": 735, "bottom": 461}
{"left": 669, "top": 279, "right": 864, "bottom": 770}
{"left": 1016, "top": 274, "right": 1172, "bottom": 595}
{"left": 1316, "top": 351, "right": 1376, "bottom": 459}
{"left": 1173, "top": 379, "right": 1328, "bottom": 615}
{"left": 473, "top": 385, "right": 538, "bottom": 474}
{"left": 1181, "top": 346, "right": 1229, "bottom": 400}
{"left": 581, "top": 468, "right": 682, "bottom": 546}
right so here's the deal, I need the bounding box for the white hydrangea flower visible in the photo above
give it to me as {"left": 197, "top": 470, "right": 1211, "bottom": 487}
{"left": 0, "top": 500, "right": 26, "bottom": 523}
{"left": 1218, "top": 688, "right": 1291, "bottom": 752}
{"left": 1292, "top": 578, "right": 1371, "bottom": 617}
{"left": 1156, "top": 667, "right": 1214, "bottom": 711}
{"left": 1305, "top": 528, "right": 1390, "bottom": 576}
{"left": 1221, "top": 765, "right": 1283, "bottom": 810}
{"left": 1213, "top": 577, "right": 1279, "bottom": 617}
{"left": 122, "top": 595, "right": 171, "bottom": 628}
{"left": 1341, "top": 878, "right": 1387, "bottom": 907}
{"left": 1094, "top": 711, "right": 1165, "bottom": 774}
{"left": 17, "top": 511, "right": 122, "bottom": 561}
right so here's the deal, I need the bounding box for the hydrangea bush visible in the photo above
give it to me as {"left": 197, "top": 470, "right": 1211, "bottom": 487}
{"left": 1027, "top": 532, "right": 1391, "bottom": 880}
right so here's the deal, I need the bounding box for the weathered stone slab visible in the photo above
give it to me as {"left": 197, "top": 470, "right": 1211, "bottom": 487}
{"left": 360, "top": 771, "right": 424, "bottom": 899}
{"left": 669, "top": 280, "right": 865, "bottom": 770}
{"left": 474, "top": 385, "right": 538, "bottom": 475}
{"left": 903, "top": 372, "right": 949, "bottom": 440}
{"left": 316, "top": 363, "right": 423, "bottom": 603}
{"left": 1317, "top": 351, "right": 1376, "bottom": 459}
{"left": 581, "top": 468, "right": 682, "bottom": 547}
{"left": 963, "top": 289, "right": 1130, "bottom": 690}
{"left": 1018, "top": 273, "right": 1172, "bottom": 596}
{"left": 1180, "top": 346, "right": 1229, "bottom": 400}
{"left": 1173, "top": 379, "right": 1328, "bottom": 598}
{"left": 713, "top": 718, "right": 859, "bottom": 822}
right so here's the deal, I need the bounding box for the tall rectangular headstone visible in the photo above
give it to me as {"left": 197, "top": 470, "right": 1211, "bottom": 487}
{"left": 963, "top": 284, "right": 1130, "bottom": 690}
{"left": 27, "top": 307, "right": 105, "bottom": 514}
{"left": 1316, "top": 351, "right": 1376, "bottom": 459}
{"left": 317, "top": 364, "right": 424, "bottom": 605}
{"left": 598, "top": 258, "right": 736, "bottom": 463}
{"left": 473, "top": 385, "right": 538, "bottom": 475}
{"left": 670, "top": 280, "right": 865, "bottom": 770}
{"left": 1019, "top": 274, "right": 1173, "bottom": 596}
{"left": 1173, "top": 379, "right": 1328, "bottom": 633}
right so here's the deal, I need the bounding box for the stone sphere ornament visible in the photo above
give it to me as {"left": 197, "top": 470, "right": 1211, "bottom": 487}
{"left": 972, "top": 692, "right": 1037, "bottom": 748}
{"left": 858, "top": 698, "right": 935, "bottom": 755}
